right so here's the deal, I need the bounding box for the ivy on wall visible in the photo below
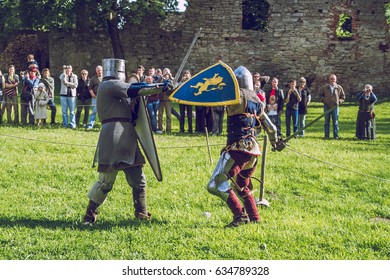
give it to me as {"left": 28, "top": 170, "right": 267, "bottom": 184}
{"left": 336, "top": 13, "right": 352, "bottom": 38}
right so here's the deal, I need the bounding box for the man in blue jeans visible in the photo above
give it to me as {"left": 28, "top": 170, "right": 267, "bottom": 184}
{"left": 319, "top": 74, "right": 345, "bottom": 139}
{"left": 59, "top": 65, "right": 78, "bottom": 128}
{"left": 87, "top": 65, "right": 103, "bottom": 129}
{"left": 285, "top": 79, "right": 301, "bottom": 137}
{"left": 145, "top": 75, "right": 162, "bottom": 134}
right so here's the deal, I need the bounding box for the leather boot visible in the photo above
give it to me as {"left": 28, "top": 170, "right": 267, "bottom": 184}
{"left": 225, "top": 213, "right": 250, "bottom": 228}
{"left": 133, "top": 188, "right": 151, "bottom": 220}
{"left": 82, "top": 200, "right": 99, "bottom": 225}
{"left": 225, "top": 189, "right": 248, "bottom": 227}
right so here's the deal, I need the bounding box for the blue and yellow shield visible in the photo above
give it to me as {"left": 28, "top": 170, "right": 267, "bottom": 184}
{"left": 169, "top": 61, "right": 240, "bottom": 106}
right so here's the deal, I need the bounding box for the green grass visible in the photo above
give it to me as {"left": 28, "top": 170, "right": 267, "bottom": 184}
{"left": 0, "top": 101, "right": 389, "bottom": 260}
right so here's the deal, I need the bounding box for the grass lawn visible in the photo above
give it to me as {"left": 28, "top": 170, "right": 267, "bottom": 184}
{"left": 0, "top": 100, "right": 389, "bottom": 260}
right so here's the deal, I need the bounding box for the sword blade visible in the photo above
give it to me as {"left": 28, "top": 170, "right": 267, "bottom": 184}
{"left": 173, "top": 28, "right": 202, "bottom": 84}
{"left": 259, "top": 135, "right": 267, "bottom": 201}
{"left": 283, "top": 104, "right": 338, "bottom": 143}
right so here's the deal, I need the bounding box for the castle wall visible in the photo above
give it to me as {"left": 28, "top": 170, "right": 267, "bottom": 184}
{"left": 47, "top": 0, "right": 389, "bottom": 97}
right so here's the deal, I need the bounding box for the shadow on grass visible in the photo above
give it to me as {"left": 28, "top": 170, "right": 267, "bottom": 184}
{"left": 0, "top": 216, "right": 168, "bottom": 231}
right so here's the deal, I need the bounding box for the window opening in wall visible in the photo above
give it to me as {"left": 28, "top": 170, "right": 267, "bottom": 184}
{"left": 336, "top": 13, "right": 352, "bottom": 39}
{"left": 242, "top": 0, "right": 270, "bottom": 32}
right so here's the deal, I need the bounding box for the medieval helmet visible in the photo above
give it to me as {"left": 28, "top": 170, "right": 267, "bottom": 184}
{"left": 233, "top": 66, "right": 253, "bottom": 91}
{"left": 102, "top": 58, "right": 126, "bottom": 81}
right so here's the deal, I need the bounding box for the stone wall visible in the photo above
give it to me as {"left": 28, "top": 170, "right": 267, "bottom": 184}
{"left": 47, "top": 0, "right": 389, "bottom": 98}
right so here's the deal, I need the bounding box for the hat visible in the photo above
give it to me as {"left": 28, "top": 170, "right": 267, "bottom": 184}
{"left": 38, "top": 83, "right": 45, "bottom": 88}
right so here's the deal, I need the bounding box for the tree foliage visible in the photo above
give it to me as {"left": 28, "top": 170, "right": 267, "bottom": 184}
{"left": 242, "top": 0, "right": 270, "bottom": 32}
{"left": 0, "top": 0, "right": 74, "bottom": 32}
{"left": 0, "top": 0, "right": 179, "bottom": 33}
{"left": 385, "top": 3, "right": 390, "bottom": 25}
{"left": 0, "top": 34, "right": 40, "bottom": 70}
{"left": 0, "top": 0, "right": 180, "bottom": 59}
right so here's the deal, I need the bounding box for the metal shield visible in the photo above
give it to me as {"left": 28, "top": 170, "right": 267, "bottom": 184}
{"left": 169, "top": 61, "right": 240, "bottom": 106}
{"left": 134, "top": 95, "right": 163, "bottom": 182}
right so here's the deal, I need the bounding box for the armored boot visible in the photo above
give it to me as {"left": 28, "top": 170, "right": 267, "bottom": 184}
{"left": 83, "top": 200, "right": 99, "bottom": 225}
{"left": 225, "top": 189, "right": 248, "bottom": 227}
{"left": 239, "top": 187, "right": 260, "bottom": 223}
{"left": 225, "top": 213, "right": 250, "bottom": 228}
{"left": 133, "top": 187, "right": 151, "bottom": 220}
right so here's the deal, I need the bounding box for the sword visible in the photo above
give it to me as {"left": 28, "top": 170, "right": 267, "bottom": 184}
{"left": 278, "top": 104, "right": 338, "bottom": 147}
{"left": 255, "top": 135, "right": 270, "bottom": 207}
{"left": 173, "top": 28, "right": 202, "bottom": 85}
{"left": 255, "top": 105, "right": 338, "bottom": 205}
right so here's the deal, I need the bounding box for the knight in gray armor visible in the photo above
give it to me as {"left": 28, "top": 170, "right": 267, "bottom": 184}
{"left": 207, "top": 66, "right": 285, "bottom": 227}
{"left": 82, "top": 58, "right": 170, "bottom": 225}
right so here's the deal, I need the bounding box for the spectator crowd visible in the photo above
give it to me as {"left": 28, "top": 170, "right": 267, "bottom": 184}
{"left": 0, "top": 54, "right": 378, "bottom": 140}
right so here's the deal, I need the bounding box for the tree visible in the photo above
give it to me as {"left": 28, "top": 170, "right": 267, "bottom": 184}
{"left": 84, "top": 0, "right": 180, "bottom": 58}
{"left": 0, "top": 34, "right": 40, "bottom": 70}
{"left": 0, "top": 0, "right": 180, "bottom": 59}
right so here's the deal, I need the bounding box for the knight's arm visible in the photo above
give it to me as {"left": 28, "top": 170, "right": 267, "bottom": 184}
{"left": 259, "top": 112, "right": 286, "bottom": 152}
{"left": 127, "top": 81, "right": 172, "bottom": 98}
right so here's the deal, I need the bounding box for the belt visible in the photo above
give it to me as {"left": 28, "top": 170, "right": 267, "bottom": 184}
{"left": 101, "top": 118, "right": 132, "bottom": 124}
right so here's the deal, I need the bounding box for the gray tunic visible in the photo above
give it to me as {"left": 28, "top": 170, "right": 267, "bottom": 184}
{"left": 34, "top": 90, "right": 49, "bottom": 119}
{"left": 96, "top": 79, "right": 145, "bottom": 172}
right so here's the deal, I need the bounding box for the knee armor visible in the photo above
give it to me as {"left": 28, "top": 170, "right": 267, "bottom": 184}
{"left": 88, "top": 180, "right": 114, "bottom": 205}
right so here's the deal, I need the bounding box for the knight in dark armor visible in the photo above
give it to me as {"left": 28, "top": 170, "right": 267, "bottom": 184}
{"left": 207, "top": 66, "right": 285, "bottom": 227}
{"left": 355, "top": 84, "right": 377, "bottom": 140}
{"left": 82, "top": 58, "right": 170, "bottom": 225}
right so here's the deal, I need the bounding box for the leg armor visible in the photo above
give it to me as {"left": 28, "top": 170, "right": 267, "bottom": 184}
{"left": 208, "top": 151, "right": 249, "bottom": 224}
{"left": 87, "top": 171, "right": 117, "bottom": 205}
{"left": 207, "top": 151, "right": 236, "bottom": 202}
{"left": 229, "top": 151, "right": 260, "bottom": 222}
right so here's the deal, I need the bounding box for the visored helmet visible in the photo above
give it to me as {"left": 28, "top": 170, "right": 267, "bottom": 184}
{"left": 102, "top": 58, "right": 126, "bottom": 81}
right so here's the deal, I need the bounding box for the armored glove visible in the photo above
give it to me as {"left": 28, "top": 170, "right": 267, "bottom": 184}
{"left": 163, "top": 79, "right": 177, "bottom": 95}
{"left": 270, "top": 137, "right": 286, "bottom": 152}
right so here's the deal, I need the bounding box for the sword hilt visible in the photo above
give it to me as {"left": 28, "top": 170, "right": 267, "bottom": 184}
{"left": 271, "top": 136, "right": 287, "bottom": 152}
